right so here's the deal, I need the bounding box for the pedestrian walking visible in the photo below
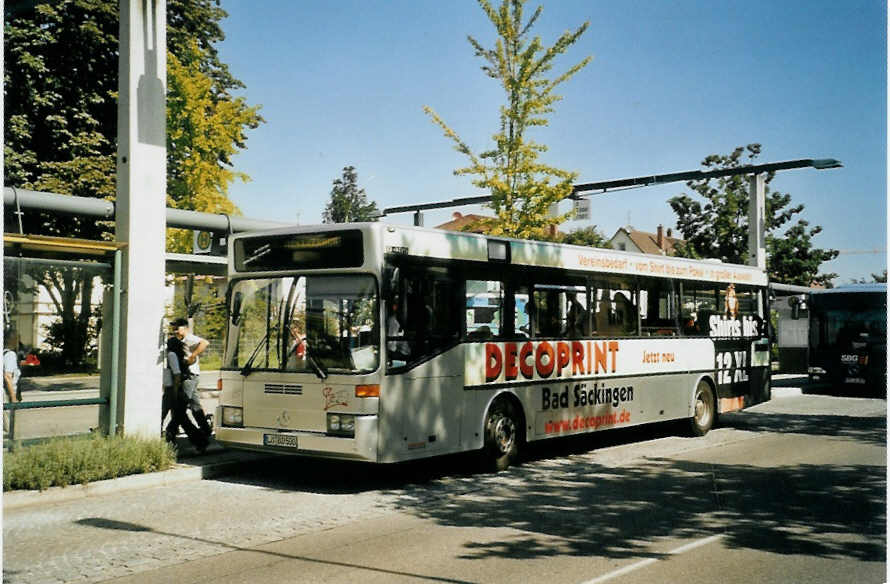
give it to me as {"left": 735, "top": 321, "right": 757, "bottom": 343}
{"left": 3, "top": 329, "right": 21, "bottom": 434}
{"left": 171, "top": 317, "right": 213, "bottom": 437}
{"left": 164, "top": 335, "right": 208, "bottom": 452}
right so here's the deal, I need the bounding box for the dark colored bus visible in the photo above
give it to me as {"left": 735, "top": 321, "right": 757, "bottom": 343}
{"left": 808, "top": 284, "right": 886, "bottom": 391}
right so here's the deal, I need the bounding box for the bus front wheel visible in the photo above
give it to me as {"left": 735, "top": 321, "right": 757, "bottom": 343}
{"left": 688, "top": 381, "right": 716, "bottom": 437}
{"left": 482, "top": 398, "right": 522, "bottom": 472}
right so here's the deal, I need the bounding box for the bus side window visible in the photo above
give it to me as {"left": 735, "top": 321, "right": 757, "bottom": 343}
{"left": 593, "top": 281, "right": 637, "bottom": 337}
{"left": 391, "top": 266, "right": 461, "bottom": 366}
{"left": 532, "top": 289, "right": 561, "bottom": 337}
{"left": 679, "top": 282, "right": 717, "bottom": 336}
{"left": 640, "top": 278, "right": 679, "bottom": 336}
{"left": 733, "top": 285, "right": 762, "bottom": 318}
{"left": 514, "top": 288, "right": 532, "bottom": 338}
{"left": 562, "top": 286, "right": 589, "bottom": 338}
{"left": 466, "top": 280, "right": 504, "bottom": 340}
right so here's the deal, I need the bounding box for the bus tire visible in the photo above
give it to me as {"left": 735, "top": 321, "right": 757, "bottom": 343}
{"left": 760, "top": 375, "right": 772, "bottom": 403}
{"left": 688, "top": 380, "right": 716, "bottom": 437}
{"left": 482, "top": 398, "right": 522, "bottom": 472}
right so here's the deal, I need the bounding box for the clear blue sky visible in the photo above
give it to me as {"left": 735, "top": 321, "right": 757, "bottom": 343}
{"left": 217, "top": 0, "right": 886, "bottom": 283}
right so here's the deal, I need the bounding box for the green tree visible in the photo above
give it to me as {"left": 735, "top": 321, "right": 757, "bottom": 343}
{"left": 852, "top": 269, "right": 887, "bottom": 284}
{"left": 3, "top": 0, "right": 259, "bottom": 366}
{"left": 167, "top": 0, "right": 242, "bottom": 97}
{"left": 4, "top": 1, "right": 118, "bottom": 369}
{"left": 668, "top": 144, "right": 838, "bottom": 286}
{"left": 322, "top": 166, "right": 380, "bottom": 223}
{"left": 768, "top": 220, "right": 838, "bottom": 287}
{"left": 4, "top": 0, "right": 118, "bottom": 239}
{"left": 166, "top": 40, "right": 262, "bottom": 252}
{"left": 424, "top": 0, "right": 591, "bottom": 240}
{"left": 559, "top": 225, "right": 608, "bottom": 247}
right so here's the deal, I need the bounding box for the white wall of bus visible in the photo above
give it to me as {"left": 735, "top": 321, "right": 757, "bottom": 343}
{"left": 379, "top": 250, "right": 767, "bottom": 459}
{"left": 380, "top": 224, "right": 768, "bottom": 288}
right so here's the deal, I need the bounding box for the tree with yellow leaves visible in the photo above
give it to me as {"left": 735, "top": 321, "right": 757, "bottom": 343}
{"left": 425, "top": 0, "right": 591, "bottom": 240}
{"left": 166, "top": 40, "right": 263, "bottom": 252}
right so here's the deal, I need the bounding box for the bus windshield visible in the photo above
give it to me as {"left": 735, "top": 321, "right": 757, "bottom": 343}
{"left": 810, "top": 292, "right": 886, "bottom": 350}
{"left": 812, "top": 307, "right": 886, "bottom": 349}
{"left": 225, "top": 274, "right": 379, "bottom": 375}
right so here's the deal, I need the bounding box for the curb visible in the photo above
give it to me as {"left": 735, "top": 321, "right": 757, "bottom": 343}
{"left": 3, "top": 453, "right": 274, "bottom": 511}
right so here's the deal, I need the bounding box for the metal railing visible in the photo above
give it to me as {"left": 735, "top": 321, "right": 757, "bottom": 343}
{"left": 4, "top": 396, "right": 109, "bottom": 449}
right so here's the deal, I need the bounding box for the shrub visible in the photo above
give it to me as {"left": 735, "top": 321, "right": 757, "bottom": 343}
{"left": 3, "top": 434, "right": 176, "bottom": 491}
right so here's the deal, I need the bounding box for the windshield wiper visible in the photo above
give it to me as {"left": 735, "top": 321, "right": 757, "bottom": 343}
{"left": 240, "top": 330, "right": 271, "bottom": 377}
{"left": 305, "top": 350, "right": 328, "bottom": 380}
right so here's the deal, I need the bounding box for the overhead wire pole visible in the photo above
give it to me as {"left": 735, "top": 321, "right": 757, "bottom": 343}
{"left": 382, "top": 158, "right": 843, "bottom": 226}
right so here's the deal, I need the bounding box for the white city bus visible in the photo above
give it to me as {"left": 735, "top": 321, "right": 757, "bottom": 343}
{"left": 215, "top": 223, "right": 770, "bottom": 469}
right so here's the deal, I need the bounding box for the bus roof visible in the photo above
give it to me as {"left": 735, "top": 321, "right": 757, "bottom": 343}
{"left": 230, "top": 222, "right": 768, "bottom": 287}
{"left": 810, "top": 283, "right": 887, "bottom": 295}
{"left": 378, "top": 223, "right": 767, "bottom": 286}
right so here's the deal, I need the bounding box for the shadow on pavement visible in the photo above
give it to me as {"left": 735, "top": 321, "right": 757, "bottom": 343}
{"left": 802, "top": 383, "right": 887, "bottom": 399}
{"left": 72, "top": 516, "right": 475, "bottom": 584}
{"left": 389, "top": 456, "right": 884, "bottom": 563}
{"left": 722, "top": 411, "right": 886, "bottom": 446}
{"left": 210, "top": 420, "right": 686, "bottom": 496}
{"left": 209, "top": 407, "right": 885, "bottom": 564}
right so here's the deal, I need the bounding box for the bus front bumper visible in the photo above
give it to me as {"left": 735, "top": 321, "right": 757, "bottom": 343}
{"left": 214, "top": 414, "right": 379, "bottom": 462}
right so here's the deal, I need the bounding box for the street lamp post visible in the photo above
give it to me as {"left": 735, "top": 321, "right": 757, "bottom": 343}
{"left": 382, "top": 158, "right": 843, "bottom": 252}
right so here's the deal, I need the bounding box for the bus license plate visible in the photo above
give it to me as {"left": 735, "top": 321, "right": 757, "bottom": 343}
{"left": 845, "top": 377, "right": 867, "bottom": 385}
{"left": 264, "top": 434, "right": 298, "bottom": 448}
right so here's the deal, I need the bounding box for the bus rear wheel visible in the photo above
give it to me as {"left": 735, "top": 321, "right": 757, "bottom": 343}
{"left": 688, "top": 381, "right": 716, "bottom": 437}
{"left": 482, "top": 398, "right": 522, "bottom": 472}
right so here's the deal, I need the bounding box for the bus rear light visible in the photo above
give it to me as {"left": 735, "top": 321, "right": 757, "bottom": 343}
{"left": 355, "top": 384, "right": 380, "bottom": 398}
{"left": 217, "top": 377, "right": 223, "bottom": 391}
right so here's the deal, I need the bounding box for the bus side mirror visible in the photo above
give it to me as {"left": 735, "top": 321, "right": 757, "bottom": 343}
{"left": 231, "top": 291, "right": 243, "bottom": 325}
{"left": 386, "top": 267, "right": 400, "bottom": 301}
{"left": 788, "top": 295, "right": 806, "bottom": 320}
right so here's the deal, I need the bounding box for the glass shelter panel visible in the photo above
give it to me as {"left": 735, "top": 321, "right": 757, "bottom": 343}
{"left": 3, "top": 256, "right": 112, "bottom": 440}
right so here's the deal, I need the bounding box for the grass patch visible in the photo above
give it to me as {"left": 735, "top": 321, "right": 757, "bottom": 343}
{"left": 4, "top": 434, "right": 177, "bottom": 492}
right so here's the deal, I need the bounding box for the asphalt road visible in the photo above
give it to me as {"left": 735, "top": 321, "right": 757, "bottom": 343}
{"left": 3, "top": 385, "right": 885, "bottom": 584}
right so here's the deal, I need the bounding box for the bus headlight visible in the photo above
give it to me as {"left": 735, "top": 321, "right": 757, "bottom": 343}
{"left": 327, "top": 413, "right": 355, "bottom": 437}
{"left": 222, "top": 406, "right": 243, "bottom": 427}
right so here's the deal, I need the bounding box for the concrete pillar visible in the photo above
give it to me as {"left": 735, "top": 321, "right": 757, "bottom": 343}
{"left": 748, "top": 173, "right": 766, "bottom": 270}
{"left": 2, "top": 16, "right": 5, "bottom": 334}
{"left": 114, "top": 0, "right": 166, "bottom": 437}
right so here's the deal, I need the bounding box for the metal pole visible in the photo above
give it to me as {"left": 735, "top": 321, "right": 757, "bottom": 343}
{"left": 8, "top": 397, "right": 15, "bottom": 447}
{"left": 108, "top": 248, "right": 122, "bottom": 435}
{"left": 3, "top": 187, "right": 290, "bottom": 233}
{"left": 748, "top": 173, "right": 766, "bottom": 270}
